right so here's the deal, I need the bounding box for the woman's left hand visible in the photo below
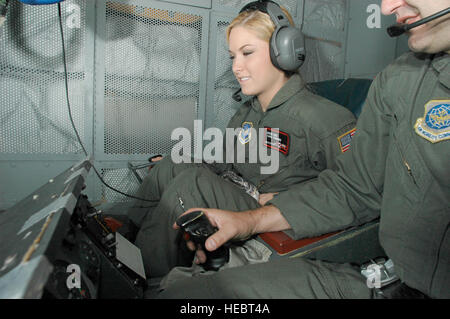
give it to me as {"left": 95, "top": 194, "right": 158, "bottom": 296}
{"left": 258, "top": 192, "right": 278, "bottom": 206}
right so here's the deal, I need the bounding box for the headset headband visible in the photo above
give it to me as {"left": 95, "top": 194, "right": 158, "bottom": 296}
{"left": 239, "top": 1, "right": 290, "bottom": 27}
{"left": 239, "top": 0, "right": 272, "bottom": 14}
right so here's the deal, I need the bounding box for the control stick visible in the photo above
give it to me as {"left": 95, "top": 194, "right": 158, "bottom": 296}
{"left": 176, "top": 211, "right": 229, "bottom": 271}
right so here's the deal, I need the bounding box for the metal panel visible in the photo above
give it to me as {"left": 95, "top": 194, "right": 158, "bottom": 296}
{"left": 0, "top": 0, "right": 95, "bottom": 209}
{"left": 157, "top": 0, "right": 212, "bottom": 9}
{"left": 0, "top": 0, "right": 92, "bottom": 157}
{"left": 344, "top": 0, "right": 397, "bottom": 78}
{"left": 98, "top": 163, "right": 145, "bottom": 202}
{"left": 0, "top": 255, "right": 53, "bottom": 299}
{"left": 0, "top": 160, "right": 84, "bottom": 210}
{"left": 94, "top": 0, "right": 209, "bottom": 162}
{"left": 91, "top": 0, "right": 210, "bottom": 203}
{"left": 213, "top": 0, "right": 299, "bottom": 17}
{"left": 299, "top": 0, "right": 347, "bottom": 82}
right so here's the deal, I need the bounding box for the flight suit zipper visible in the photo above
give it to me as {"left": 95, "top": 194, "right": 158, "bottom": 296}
{"left": 256, "top": 165, "right": 290, "bottom": 191}
{"left": 403, "top": 160, "right": 417, "bottom": 185}
{"left": 393, "top": 114, "right": 417, "bottom": 186}
{"left": 396, "top": 143, "right": 417, "bottom": 185}
{"left": 256, "top": 180, "right": 265, "bottom": 190}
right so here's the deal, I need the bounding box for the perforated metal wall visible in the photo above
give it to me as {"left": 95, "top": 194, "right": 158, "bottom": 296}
{"left": 216, "top": 0, "right": 298, "bottom": 16}
{"left": 103, "top": 1, "right": 202, "bottom": 155}
{"left": 210, "top": 20, "right": 241, "bottom": 132}
{"left": 0, "top": 0, "right": 87, "bottom": 154}
{"left": 101, "top": 167, "right": 146, "bottom": 202}
{"left": 299, "top": 0, "right": 347, "bottom": 82}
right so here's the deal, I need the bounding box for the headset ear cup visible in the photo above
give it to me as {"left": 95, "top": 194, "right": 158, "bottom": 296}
{"left": 240, "top": 1, "right": 305, "bottom": 72}
{"left": 272, "top": 26, "right": 305, "bottom": 71}
{"left": 269, "top": 27, "right": 282, "bottom": 70}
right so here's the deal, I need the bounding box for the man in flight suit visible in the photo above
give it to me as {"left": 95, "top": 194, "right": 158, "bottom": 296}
{"left": 157, "top": 0, "right": 450, "bottom": 299}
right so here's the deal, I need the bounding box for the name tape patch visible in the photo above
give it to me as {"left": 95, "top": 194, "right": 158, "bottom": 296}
{"left": 264, "top": 127, "right": 289, "bottom": 155}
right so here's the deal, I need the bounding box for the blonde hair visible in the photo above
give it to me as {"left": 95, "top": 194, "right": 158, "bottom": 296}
{"left": 226, "top": 5, "right": 295, "bottom": 44}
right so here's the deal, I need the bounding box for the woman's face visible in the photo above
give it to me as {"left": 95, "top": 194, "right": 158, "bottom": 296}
{"left": 228, "top": 25, "right": 288, "bottom": 109}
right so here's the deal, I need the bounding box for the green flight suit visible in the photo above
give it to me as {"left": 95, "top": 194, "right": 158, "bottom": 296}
{"left": 157, "top": 52, "right": 450, "bottom": 299}
{"left": 132, "top": 74, "right": 356, "bottom": 278}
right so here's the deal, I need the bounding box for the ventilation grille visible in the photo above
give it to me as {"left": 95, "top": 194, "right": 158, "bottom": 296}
{"left": 103, "top": 2, "right": 202, "bottom": 155}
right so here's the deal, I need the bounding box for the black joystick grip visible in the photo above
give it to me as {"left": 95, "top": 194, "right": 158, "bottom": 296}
{"left": 176, "top": 211, "right": 229, "bottom": 271}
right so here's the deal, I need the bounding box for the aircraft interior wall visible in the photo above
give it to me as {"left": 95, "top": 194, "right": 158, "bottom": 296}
{"left": 0, "top": 0, "right": 409, "bottom": 211}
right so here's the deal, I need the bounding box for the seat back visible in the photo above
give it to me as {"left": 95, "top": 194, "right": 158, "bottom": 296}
{"left": 309, "top": 78, "right": 373, "bottom": 118}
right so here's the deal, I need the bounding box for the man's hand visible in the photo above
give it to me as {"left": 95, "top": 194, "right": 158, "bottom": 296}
{"left": 173, "top": 205, "right": 290, "bottom": 264}
{"left": 174, "top": 208, "right": 255, "bottom": 264}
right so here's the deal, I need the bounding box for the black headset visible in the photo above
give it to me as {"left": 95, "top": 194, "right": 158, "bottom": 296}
{"left": 239, "top": 0, "right": 305, "bottom": 72}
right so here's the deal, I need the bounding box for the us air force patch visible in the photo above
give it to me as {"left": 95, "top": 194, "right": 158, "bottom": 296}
{"left": 414, "top": 100, "right": 450, "bottom": 143}
{"left": 239, "top": 121, "right": 253, "bottom": 144}
{"left": 338, "top": 128, "right": 356, "bottom": 153}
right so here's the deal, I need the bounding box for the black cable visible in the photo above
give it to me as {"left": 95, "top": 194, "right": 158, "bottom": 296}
{"left": 57, "top": 3, "right": 157, "bottom": 203}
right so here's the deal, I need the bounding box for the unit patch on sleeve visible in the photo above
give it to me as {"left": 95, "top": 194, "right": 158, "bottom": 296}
{"left": 338, "top": 128, "right": 356, "bottom": 153}
{"left": 414, "top": 100, "right": 450, "bottom": 143}
{"left": 264, "top": 127, "right": 289, "bottom": 155}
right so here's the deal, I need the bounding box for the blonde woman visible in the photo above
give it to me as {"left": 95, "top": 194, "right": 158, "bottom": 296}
{"left": 131, "top": 1, "right": 356, "bottom": 283}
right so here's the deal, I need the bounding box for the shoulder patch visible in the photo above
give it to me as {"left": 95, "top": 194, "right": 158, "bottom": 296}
{"left": 338, "top": 128, "right": 356, "bottom": 153}
{"left": 414, "top": 100, "right": 450, "bottom": 143}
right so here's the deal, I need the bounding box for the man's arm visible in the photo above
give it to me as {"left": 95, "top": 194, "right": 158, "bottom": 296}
{"left": 175, "top": 205, "right": 289, "bottom": 254}
{"left": 268, "top": 71, "right": 394, "bottom": 239}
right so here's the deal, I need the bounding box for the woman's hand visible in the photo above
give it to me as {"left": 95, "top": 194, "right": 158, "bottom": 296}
{"left": 148, "top": 155, "right": 163, "bottom": 171}
{"left": 258, "top": 192, "right": 278, "bottom": 206}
